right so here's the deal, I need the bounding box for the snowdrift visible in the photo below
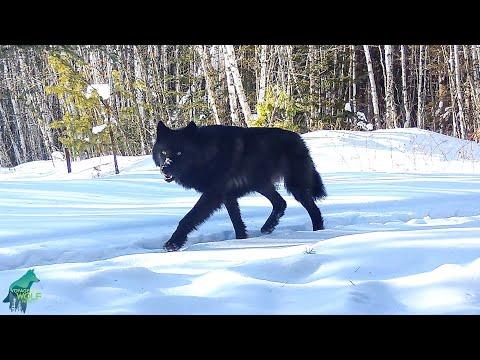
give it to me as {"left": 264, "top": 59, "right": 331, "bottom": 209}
{"left": 1, "top": 128, "right": 480, "bottom": 314}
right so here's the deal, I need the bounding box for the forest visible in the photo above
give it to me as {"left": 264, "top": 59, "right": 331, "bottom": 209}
{"left": 1, "top": 45, "right": 479, "bottom": 169}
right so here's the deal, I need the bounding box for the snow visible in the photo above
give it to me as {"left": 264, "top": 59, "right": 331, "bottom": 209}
{"left": 86, "top": 84, "right": 110, "bottom": 100}
{"left": 2, "top": 128, "right": 480, "bottom": 314}
{"left": 356, "top": 111, "right": 368, "bottom": 123}
{"left": 92, "top": 124, "right": 107, "bottom": 134}
{"left": 344, "top": 103, "right": 372, "bottom": 130}
{"left": 51, "top": 151, "right": 64, "bottom": 160}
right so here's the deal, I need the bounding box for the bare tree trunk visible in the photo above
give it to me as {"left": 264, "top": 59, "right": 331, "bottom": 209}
{"left": 224, "top": 45, "right": 250, "bottom": 126}
{"left": 308, "top": 45, "right": 316, "bottom": 127}
{"left": 417, "top": 45, "right": 425, "bottom": 129}
{"left": 351, "top": 45, "right": 357, "bottom": 113}
{"left": 378, "top": 46, "right": 388, "bottom": 100}
{"left": 223, "top": 46, "right": 239, "bottom": 126}
{"left": 216, "top": 45, "right": 228, "bottom": 122}
{"left": 453, "top": 45, "right": 467, "bottom": 139}
{"left": 195, "top": 45, "right": 222, "bottom": 125}
{"left": 175, "top": 46, "right": 181, "bottom": 108}
{"left": 133, "top": 46, "right": 147, "bottom": 154}
{"left": 472, "top": 45, "right": 480, "bottom": 131}
{"left": 149, "top": 45, "right": 170, "bottom": 126}
{"left": 161, "top": 45, "right": 168, "bottom": 95}
{"left": 286, "top": 45, "right": 300, "bottom": 99}
{"left": 448, "top": 45, "right": 458, "bottom": 137}
{"left": 65, "top": 147, "right": 72, "bottom": 173}
{"left": 2, "top": 59, "right": 27, "bottom": 162}
{"left": 401, "top": 45, "right": 411, "bottom": 128}
{"left": 384, "top": 45, "right": 397, "bottom": 128}
{"left": 464, "top": 45, "right": 479, "bottom": 133}
{"left": 331, "top": 48, "right": 337, "bottom": 117}
{"left": 0, "top": 101, "right": 22, "bottom": 164}
{"left": 137, "top": 46, "right": 157, "bottom": 145}
{"left": 363, "top": 45, "right": 381, "bottom": 128}
{"left": 258, "top": 45, "right": 268, "bottom": 104}
{"left": 106, "top": 57, "right": 120, "bottom": 174}
{"left": 0, "top": 129, "right": 11, "bottom": 166}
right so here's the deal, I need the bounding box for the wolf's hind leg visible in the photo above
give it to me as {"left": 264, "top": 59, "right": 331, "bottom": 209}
{"left": 290, "top": 188, "right": 324, "bottom": 231}
{"left": 257, "top": 184, "right": 287, "bottom": 234}
{"left": 224, "top": 196, "right": 247, "bottom": 239}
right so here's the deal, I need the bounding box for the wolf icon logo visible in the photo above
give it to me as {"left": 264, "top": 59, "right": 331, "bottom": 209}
{"left": 3, "top": 269, "right": 41, "bottom": 313}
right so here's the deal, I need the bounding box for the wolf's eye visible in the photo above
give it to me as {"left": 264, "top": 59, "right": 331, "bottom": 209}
{"left": 161, "top": 150, "right": 167, "bottom": 155}
{"left": 177, "top": 151, "right": 182, "bottom": 156}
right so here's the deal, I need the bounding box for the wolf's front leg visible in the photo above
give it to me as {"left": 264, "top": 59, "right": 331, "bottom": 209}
{"left": 164, "top": 192, "right": 224, "bottom": 251}
{"left": 224, "top": 196, "right": 247, "bottom": 239}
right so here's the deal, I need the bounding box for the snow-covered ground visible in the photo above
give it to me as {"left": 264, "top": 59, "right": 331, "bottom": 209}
{"left": 1, "top": 128, "right": 480, "bottom": 314}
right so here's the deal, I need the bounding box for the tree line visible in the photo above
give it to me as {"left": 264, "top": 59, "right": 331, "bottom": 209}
{"left": 1, "top": 45, "right": 479, "bottom": 169}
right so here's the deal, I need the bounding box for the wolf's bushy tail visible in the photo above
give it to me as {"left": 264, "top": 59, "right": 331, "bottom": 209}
{"left": 284, "top": 135, "right": 327, "bottom": 201}
{"left": 311, "top": 166, "right": 327, "bottom": 200}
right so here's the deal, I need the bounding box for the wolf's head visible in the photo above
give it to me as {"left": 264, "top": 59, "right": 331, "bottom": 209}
{"left": 152, "top": 121, "right": 198, "bottom": 182}
{"left": 9, "top": 269, "right": 40, "bottom": 291}
{"left": 24, "top": 269, "right": 40, "bottom": 284}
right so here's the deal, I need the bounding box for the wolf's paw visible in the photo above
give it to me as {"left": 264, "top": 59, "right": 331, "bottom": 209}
{"left": 313, "top": 222, "right": 325, "bottom": 231}
{"left": 163, "top": 234, "right": 187, "bottom": 252}
{"left": 236, "top": 232, "right": 248, "bottom": 239}
{"left": 260, "top": 225, "right": 275, "bottom": 234}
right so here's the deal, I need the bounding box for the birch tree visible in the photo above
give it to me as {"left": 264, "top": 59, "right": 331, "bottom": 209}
{"left": 224, "top": 45, "right": 250, "bottom": 126}
{"left": 453, "top": 45, "right": 467, "bottom": 139}
{"left": 351, "top": 45, "right": 357, "bottom": 113}
{"left": 133, "top": 45, "right": 147, "bottom": 154}
{"left": 417, "top": 45, "right": 425, "bottom": 129}
{"left": 363, "top": 45, "right": 381, "bottom": 128}
{"left": 384, "top": 45, "right": 397, "bottom": 128}
{"left": 195, "top": 45, "right": 221, "bottom": 125}
{"left": 223, "top": 46, "right": 240, "bottom": 126}
{"left": 0, "top": 101, "right": 22, "bottom": 164}
{"left": 401, "top": 45, "right": 411, "bottom": 128}
{"left": 258, "top": 45, "right": 268, "bottom": 104}
{"left": 448, "top": 45, "right": 459, "bottom": 137}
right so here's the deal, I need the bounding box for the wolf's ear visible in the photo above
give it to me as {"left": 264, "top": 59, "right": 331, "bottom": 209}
{"left": 185, "top": 121, "right": 197, "bottom": 133}
{"left": 185, "top": 121, "right": 197, "bottom": 130}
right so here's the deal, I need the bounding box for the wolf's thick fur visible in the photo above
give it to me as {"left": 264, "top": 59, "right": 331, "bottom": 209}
{"left": 153, "top": 121, "right": 327, "bottom": 251}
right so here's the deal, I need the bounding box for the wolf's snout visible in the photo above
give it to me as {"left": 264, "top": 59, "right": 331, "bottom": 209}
{"left": 161, "top": 158, "right": 173, "bottom": 172}
{"left": 161, "top": 163, "right": 171, "bottom": 170}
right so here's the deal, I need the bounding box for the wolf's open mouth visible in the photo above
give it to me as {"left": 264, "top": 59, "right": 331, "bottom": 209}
{"left": 159, "top": 165, "right": 175, "bottom": 182}
{"left": 161, "top": 170, "right": 174, "bottom": 182}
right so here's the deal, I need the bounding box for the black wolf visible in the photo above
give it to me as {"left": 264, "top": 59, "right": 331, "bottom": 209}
{"left": 153, "top": 121, "right": 327, "bottom": 251}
